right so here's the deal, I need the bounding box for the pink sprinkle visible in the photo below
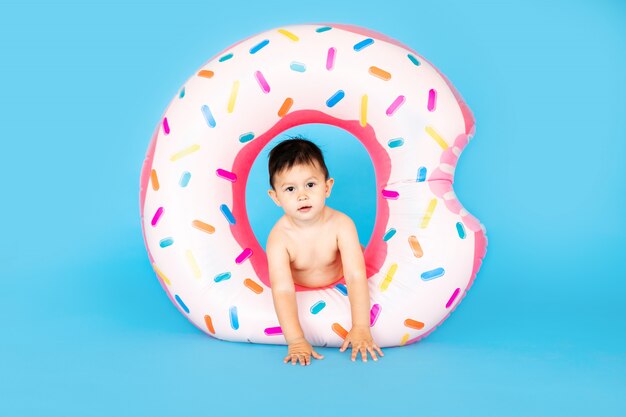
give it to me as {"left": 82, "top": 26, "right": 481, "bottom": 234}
{"left": 370, "top": 304, "right": 381, "bottom": 326}
{"left": 326, "top": 47, "right": 336, "bottom": 70}
{"left": 428, "top": 88, "right": 437, "bottom": 112}
{"left": 381, "top": 189, "right": 399, "bottom": 199}
{"left": 216, "top": 168, "right": 237, "bottom": 182}
{"left": 163, "top": 117, "right": 170, "bottom": 135}
{"left": 386, "top": 95, "right": 405, "bottom": 116}
{"left": 264, "top": 326, "right": 283, "bottom": 336}
{"left": 151, "top": 207, "right": 164, "bottom": 227}
{"left": 255, "top": 70, "right": 270, "bottom": 93}
{"left": 446, "top": 288, "right": 461, "bottom": 308}
{"left": 235, "top": 247, "right": 253, "bottom": 264}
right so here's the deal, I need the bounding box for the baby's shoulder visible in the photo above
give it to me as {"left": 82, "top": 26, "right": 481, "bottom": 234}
{"left": 326, "top": 207, "right": 352, "bottom": 228}
{"left": 267, "top": 217, "right": 287, "bottom": 244}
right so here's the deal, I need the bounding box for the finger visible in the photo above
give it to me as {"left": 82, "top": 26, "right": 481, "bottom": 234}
{"left": 311, "top": 349, "right": 324, "bottom": 360}
{"left": 374, "top": 344, "right": 384, "bottom": 356}
{"left": 339, "top": 339, "right": 350, "bottom": 352}
{"left": 360, "top": 346, "right": 368, "bottom": 362}
{"left": 351, "top": 346, "right": 358, "bottom": 362}
{"left": 367, "top": 346, "right": 378, "bottom": 361}
{"left": 284, "top": 355, "right": 291, "bottom": 363}
{"left": 299, "top": 355, "right": 307, "bottom": 366}
{"left": 291, "top": 355, "right": 297, "bottom": 365}
{"left": 305, "top": 355, "right": 311, "bottom": 366}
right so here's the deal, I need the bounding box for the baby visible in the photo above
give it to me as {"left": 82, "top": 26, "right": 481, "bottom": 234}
{"left": 266, "top": 137, "right": 384, "bottom": 365}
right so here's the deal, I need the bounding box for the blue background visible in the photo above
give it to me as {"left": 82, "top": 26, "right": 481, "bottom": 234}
{"left": 1, "top": 1, "right": 624, "bottom": 416}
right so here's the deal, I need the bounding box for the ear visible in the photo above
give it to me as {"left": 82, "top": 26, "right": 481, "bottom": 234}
{"left": 325, "top": 177, "right": 334, "bottom": 198}
{"left": 268, "top": 189, "right": 281, "bottom": 206}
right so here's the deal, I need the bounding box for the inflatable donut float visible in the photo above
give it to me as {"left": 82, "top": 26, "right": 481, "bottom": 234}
{"left": 140, "top": 23, "right": 487, "bottom": 347}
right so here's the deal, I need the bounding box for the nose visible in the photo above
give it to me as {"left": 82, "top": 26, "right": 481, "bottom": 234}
{"left": 298, "top": 192, "right": 308, "bottom": 201}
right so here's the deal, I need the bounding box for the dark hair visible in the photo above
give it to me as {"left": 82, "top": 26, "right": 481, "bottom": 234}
{"left": 268, "top": 136, "right": 329, "bottom": 189}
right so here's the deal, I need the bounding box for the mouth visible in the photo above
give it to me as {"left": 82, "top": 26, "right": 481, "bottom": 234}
{"left": 298, "top": 205, "right": 312, "bottom": 212}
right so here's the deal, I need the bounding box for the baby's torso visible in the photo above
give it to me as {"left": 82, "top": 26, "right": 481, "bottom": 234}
{"left": 280, "top": 209, "right": 343, "bottom": 288}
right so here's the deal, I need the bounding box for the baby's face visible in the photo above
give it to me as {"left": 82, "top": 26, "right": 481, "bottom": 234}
{"left": 268, "top": 162, "right": 334, "bottom": 221}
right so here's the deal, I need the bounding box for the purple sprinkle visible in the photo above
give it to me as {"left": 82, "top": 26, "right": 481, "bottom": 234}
{"left": 370, "top": 304, "right": 381, "bottom": 326}
{"left": 446, "top": 288, "right": 461, "bottom": 308}
{"left": 326, "top": 47, "right": 336, "bottom": 70}
{"left": 381, "top": 189, "right": 399, "bottom": 199}
{"left": 264, "top": 326, "right": 283, "bottom": 336}
{"left": 428, "top": 88, "right": 437, "bottom": 112}
{"left": 216, "top": 168, "right": 237, "bottom": 182}
{"left": 235, "top": 248, "right": 253, "bottom": 264}
{"left": 151, "top": 207, "right": 164, "bottom": 227}
{"left": 163, "top": 117, "right": 170, "bottom": 135}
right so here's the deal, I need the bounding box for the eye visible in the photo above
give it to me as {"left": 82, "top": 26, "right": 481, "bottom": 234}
{"left": 285, "top": 186, "right": 294, "bottom": 192}
{"left": 307, "top": 182, "right": 315, "bottom": 188}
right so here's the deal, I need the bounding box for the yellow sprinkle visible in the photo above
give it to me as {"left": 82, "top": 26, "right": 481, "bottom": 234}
{"left": 186, "top": 250, "right": 201, "bottom": 278}
{"left": 400, "top": 333, "right": 410, "bottom": 346}
{"left": 152, "top": 263, "right": 171, "bottom": 286}
{"left": 170, "top": 144, "right": 200, "bottom": 161}
{"left": 228, "top": 80, "right": 240, "bottom": 113}
{"left": 277, "top": 29, "right": 299, "bottom": 41}
{"left": 360, "top": 94, "right": 368, "bottom": 127}
{"left": 420, "top": 198, "right": 438, "bottom": 229}
{"left": 425, "top": 126, "right": 449, "bottom": 150}
{"left": 379, "top": 262, "right": 398, "bottom": 292}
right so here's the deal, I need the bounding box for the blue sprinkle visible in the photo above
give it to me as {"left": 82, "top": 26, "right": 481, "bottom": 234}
{"left": 179, "top": 171, "right": 191, "bottom": 187}
{"left": 220, "top": 204, "right": 236, "bottom": 225}
{"left": 250, "top": 39, "right": 269, "bottom": 54}
{"left": 417, "top": 166, "right": 427, "bottom": 182}
{"left": 290, "top": 62, "right": 306, "bottom": 72}
{"left": 175, "top": 294, "right": 189, "bottom": 314}
{"left": 354, "top": 38, "right": 374, "bottom": 52}
{"left": 159, "top": 237, "right": 174, "bottom": 248}
{"left": 201, "top": 104, "right": 216, "bottom": 128}
{"left": 179, "top": 87, "right": 185, "bottom": 98}
{"left": 326, "top": 90, "right": 345, "bottom": 108}
{"left": 421, "top": 267, "right": 445, "bottom": 281}
{"left": 229, "top": 306, "right": 239, "bottom": 330}
{"left": 456, "top": 222, "right": 466, "bottom": 239}
{"left": 408, "top": 54, "right": 420, "bottom": 66}
{"left": 310, "top": 301, "right": 326, "bottom": 315}
{"left": 316, "top": 26, "right": 332, "bottom": 33}
{"left": 219, "top": 53, "right": 234, "bottom": 62}
{"left": 215, "top": 272, "right": 232, "bottom": 283}
{"left": 383, "top": 228, "right": 397, "bottom": 241}
{"left": 335, "top": 283, "right": 348, "bottom": 296}
{"left": 388, "top": 138, "right": 404, "bottom": 148}
{"left": 239, "top": 132, "right": 255, "bottom": 143}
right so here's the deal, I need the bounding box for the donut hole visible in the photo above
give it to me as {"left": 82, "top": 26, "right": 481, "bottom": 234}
{"left": 246, "top": 123, "right": 376, "bottom": 251}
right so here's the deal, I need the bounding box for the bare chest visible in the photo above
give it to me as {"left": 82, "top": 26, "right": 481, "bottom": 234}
{"left": 284, "top": 229, "right": 343, "bottom": 287}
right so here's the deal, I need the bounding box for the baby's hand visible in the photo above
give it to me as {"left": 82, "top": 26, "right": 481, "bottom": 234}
{"left": 284, "top": 337, "right": 324, "bottom": 366}
{"left": 339, "top": 325, "right": 384, "bottom": 362}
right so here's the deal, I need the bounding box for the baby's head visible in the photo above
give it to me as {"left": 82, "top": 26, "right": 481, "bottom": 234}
{"left": 267, "top": 136, "right": 334, "bottom": 220}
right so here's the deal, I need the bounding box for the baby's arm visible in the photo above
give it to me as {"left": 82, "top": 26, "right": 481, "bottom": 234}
{"left": 266, "top": 230, "right": 324, "bottom": 365}
{"left": 337, "top": 215, "right": 384, "bottom": 362}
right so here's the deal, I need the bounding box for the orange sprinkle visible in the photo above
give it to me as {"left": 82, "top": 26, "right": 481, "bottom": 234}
{"left": 244, "top": 278, "right": 264, "bottom": 294}
{"left": 368, "top": 66, "right": 391, "bottom": 81}
{"left": 408, "top": 235, "right": 423, "bottom": 258}
{"left": 198, "top": 70, "right": 214, "bottom": 78}
{"left": 204, "top": 315, "right": 215, "bottom": 334}
{"left": 150, "top": 169, "right": 160, "bottom": 191}
{"left": 332, "top": 323, "right": 348, "bottom": 339}
{"left": 278, "top": 97, "right": 294, "bottom": 117}
{"left": 404, "top": 319, "right": 425, "bottom": 330}
{"left": 192, "top": 220, "right": 215, "bottom": 234}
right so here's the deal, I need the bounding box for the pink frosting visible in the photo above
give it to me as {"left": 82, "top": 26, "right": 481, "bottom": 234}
{"left": 230, "top": 109, "right": 391, "bottom": 291}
